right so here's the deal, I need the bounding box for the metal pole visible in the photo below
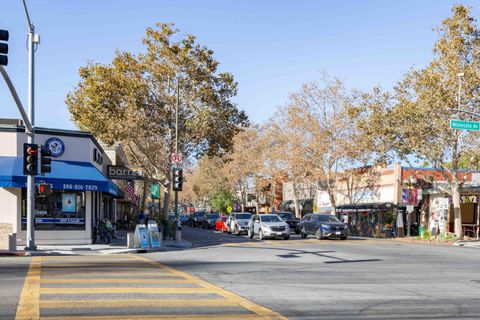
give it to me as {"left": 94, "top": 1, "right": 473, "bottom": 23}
{"left": 174, "top": 80, "right": 179, "bottom": 220}
{"left": 25, "top": 27, "right": 36, "bottom": 250}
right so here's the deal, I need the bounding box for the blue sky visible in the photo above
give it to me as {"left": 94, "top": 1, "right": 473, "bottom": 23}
{"left": 0, "top": 0, "right": 478, "bottom": 130}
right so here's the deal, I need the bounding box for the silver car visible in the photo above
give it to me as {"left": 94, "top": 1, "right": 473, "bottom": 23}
{"left": 229, "top": 212, "right": 252, "bottom": 235}
{"left": 248, "top": 214, "right": 290, "bottom": 240}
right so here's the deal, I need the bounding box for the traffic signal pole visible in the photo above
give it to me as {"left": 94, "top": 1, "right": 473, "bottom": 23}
{"left": 24, "top": 0, "right": 37, "bottom": 250}
{"left": 174, "top": 80, "right": 179, "bottom": 221}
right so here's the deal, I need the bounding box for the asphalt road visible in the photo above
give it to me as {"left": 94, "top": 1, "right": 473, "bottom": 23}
{"left": 4, "top": 227, "right": 480, "bottom": 319}
{"left": 145, "top": 226, "right": 480, "bottom": 320}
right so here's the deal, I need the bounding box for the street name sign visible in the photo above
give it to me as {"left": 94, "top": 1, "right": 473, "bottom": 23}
{"left": 450, "top": 119, "right": 480, "bottom": 131}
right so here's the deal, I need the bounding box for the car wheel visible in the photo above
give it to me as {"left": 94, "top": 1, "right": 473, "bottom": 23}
{"left": 295, "top": 229, "right": 300, "bottom": 235}
{"left": 301, "top": 227, "right": 307, "bottom": 239}
{"left": 341, "top": 236, "right": 348, "bottom": 240}
{"left": 248, "top": 228, "right": 254, "bottom": 238}
{"left": 259, "top": 229, "right": 264, "bottom": 240}
{"left": 283, "top": 235, "right": 290, "bottom": 240}
{"left": 315, "top": 228, "right": 323, "bottom": 240}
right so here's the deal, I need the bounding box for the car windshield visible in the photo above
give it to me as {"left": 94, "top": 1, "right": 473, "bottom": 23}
{"left": 207, "top": 214, "right": 219, "bottom": 219}
{"left": 317, "top": 215, "right": 340, "bottom": 222}
{"left": 278, "top": 213, "right": 295, "bottom": 220}
{"left": 236, "top": 213, "right": 252, "bottom": 220}
{"left": 261, "top": 215, "right": 282, "bottom": 223}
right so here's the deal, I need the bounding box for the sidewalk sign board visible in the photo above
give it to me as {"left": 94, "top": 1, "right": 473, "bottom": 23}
{"left": 134, "top": 224, "right": 150, "bottom": 248}
{"left": 147, "top": 221, "right": 161, "bottom": 248}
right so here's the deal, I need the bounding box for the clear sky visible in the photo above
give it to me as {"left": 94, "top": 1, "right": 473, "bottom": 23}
{"left": 0, "top": 0, "right": 478, "bottom": 130}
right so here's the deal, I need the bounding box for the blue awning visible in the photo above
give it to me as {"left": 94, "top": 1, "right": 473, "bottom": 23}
{"left": 0, "top": 156, "right": 121, "bottom": 197}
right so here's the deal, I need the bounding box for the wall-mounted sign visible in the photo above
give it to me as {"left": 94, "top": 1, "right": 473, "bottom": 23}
{"left": 45, "top": 137, "right": 65, "bottom": 157}
{"left": 107, "top": 165, "right": 144, "bottom": 180}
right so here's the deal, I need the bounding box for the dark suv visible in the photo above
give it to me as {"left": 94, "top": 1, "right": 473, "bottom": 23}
{"left": 277, "top": 212, "right": 300, "bottom": 234}
{"left": 188, "top": 211, "right": 206, "bottom": 227}
{"left": 299, "top": 213, "right": 349, "bottom": 240}
{"left": 202, "top": 213, "right": 219, "bottom": 229}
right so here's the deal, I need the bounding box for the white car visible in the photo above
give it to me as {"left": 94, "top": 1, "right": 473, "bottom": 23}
{"left": 248, "top": 214, "right": 290, "bottom": 240}
{"left": 229, "top": 212, "right": 252, "bottom": 235}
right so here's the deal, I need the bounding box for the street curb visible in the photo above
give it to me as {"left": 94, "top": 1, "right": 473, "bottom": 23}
{"left": 0, "top": 250, "right": 26, "bottom": 257}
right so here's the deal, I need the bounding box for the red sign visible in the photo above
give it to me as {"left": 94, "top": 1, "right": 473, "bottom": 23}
{"left": 171, "top": 153, "right": 183, "bottom": 164}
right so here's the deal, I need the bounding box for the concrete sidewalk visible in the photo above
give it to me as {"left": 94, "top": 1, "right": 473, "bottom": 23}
{"left": 1, "top": 230, "right": 192, "bottom": 256}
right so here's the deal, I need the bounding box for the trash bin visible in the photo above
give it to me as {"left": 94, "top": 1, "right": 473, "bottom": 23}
{"left": 418, "top": 226, "right": 425, "bottom": 237}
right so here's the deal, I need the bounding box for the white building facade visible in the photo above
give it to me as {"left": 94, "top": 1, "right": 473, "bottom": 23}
{"left": 0, "top": 124, "right": 122, "bottom": 245}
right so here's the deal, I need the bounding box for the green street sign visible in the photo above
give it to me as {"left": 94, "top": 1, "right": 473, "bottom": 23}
{"left": 150, "top": 183, "right": 159, "bottom": 199}
{"left": 450, "top": 119, "right": 480, "bottom": 131}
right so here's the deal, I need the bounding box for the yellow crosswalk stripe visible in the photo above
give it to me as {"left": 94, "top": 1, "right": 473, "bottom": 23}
{"left": 40, "top": 299, "right": 238, "bottom": 309}
{"left": 40, "top": 315, "right": 269, "bottom": 320}
{"left": 41, "top": 287, "right": 214, "bottom": 294}
{"left": 131, "top": 255, "right": 287, "bottom": 320}
{"left": 15, "top": 257, "right": 41, "bottom": 320}
{"left": 41, "top": 278, "right": 193, "bottom": 284}
{"left": 40, "top": 272, "right": 176, "bottom": 277}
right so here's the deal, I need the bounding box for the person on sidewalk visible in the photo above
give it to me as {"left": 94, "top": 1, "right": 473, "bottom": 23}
{"left": 105, "top": 218, "right": 113, "bottom": 244}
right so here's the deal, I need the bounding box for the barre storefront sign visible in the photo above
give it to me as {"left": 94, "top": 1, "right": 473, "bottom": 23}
{"left": 107, "top": 165, "right": 144, "bottom": 180}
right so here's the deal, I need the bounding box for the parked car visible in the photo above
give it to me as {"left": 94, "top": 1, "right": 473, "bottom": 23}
{"left": 215, "top": 216, "right": 229, "bottom": 232}
{"left": 277, "top": 211, "right": 300, "bottom": 234}
{"left": 248, "top": 214, "right": 290, "bottom": 240}
{"left": 229, "top": 212, "right": 253, "bottom": 235}
{"left": 188, "top": 211, "right": 206, "bottom": 227}
{"left": 202, "top": 213, "right": 219, "bottom": 229}
{"left": 299, "top": 213, "right": 349, "bottom": 240}
{"left": 180, "top": 214, "right": 190, "bottom": 225}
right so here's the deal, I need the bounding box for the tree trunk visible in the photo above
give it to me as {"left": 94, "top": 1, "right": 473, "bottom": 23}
{"left": 142, "top": 177, "right": 148, "bottom": 216}
{"left": 292, "top": 193, "right": 301, "bottom": 218}
{"left": 452, "top": 184, "right": 462, "bottom": 237}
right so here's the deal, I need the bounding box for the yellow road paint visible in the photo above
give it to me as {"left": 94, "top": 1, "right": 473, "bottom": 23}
{"left": 40, "top": 298, "right": 238, "bottom": 309}
{"left": 40, "top": 287, "right": 214, "bottom": 294}
{"left": 40, "top": 314, "right": 269, "bottom": 320}
{"left": 15, "top": 257, "right": 41, "bottom": 320}
{"left": 40, "top": 272, "right": 176, "bottom": 277}
{"left": 131, "top": 255, "right": 288, "bottom": 320}
{"left": 41, "top": 278, "right": 193, "bottom": 284}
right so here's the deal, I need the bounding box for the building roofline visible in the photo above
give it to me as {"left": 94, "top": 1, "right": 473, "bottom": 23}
{"left": 0, "top": 125, "right": 105, "bottom": 154}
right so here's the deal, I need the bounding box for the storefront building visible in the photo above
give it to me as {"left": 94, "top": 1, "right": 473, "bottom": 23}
{"left": 0, "top": 122, "right": 122, "bottom": 245}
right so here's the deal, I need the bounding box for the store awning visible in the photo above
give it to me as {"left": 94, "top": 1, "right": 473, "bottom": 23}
{"left": 336, "top": 202, "right": 397, "bottom": 212}
{"left": 0, "top": 156, "right": 121, "bottom": 197}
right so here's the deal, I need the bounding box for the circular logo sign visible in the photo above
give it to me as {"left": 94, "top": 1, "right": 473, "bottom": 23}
{"left": 45, "top": 137, "right": 65, "bottom": 157}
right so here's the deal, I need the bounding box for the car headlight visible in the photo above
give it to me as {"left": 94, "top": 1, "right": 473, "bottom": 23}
{"left": 262, "top": 224, "right": 271, "bottom": 230}
{"left": 321, "top": 224, "right": 330, "bottom": 229}
{"left": 285, "top": 225, "right": 290, "bottom": 231}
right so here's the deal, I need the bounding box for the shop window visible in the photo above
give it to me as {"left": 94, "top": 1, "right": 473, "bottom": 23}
{"left": 21, "top": 189, "right": 86, "bottom": 230}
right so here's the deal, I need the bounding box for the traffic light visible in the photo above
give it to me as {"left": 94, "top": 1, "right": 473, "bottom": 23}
{"left": 23, "top": 143, "right": 38, "bottom": 176}
{"left": 172, "top": 167, "right": 183, "bottom": 191}
{"left": 37, "top": 183, "right": 51, "bottom": 196}
{"left": 0, "top": 29, "right": 8, "bottom": 66}
{"left": 39, "top": 145, "right": 52, "bottom": 174}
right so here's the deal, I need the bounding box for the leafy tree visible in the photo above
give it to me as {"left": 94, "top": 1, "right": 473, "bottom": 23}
{"left": 271, "top": 74, "right": 379, "bottom": 217}
{"left": 210, "top": 190, "right": 235, "bottom": 215}
{"left": 357, "top": 5, "right": 480, "bottom": 237}
{"left": 66, "top": 23, "right": 248, "bottom": 217}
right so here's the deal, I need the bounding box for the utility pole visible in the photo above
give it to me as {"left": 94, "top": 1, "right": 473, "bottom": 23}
{"left": 23, "top": 0, "right": 39, "bottom": 250}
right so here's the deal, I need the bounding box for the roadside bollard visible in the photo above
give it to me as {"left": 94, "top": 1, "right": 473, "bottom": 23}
{"left": 175, "top": 230, "right": 181, "bottom": 243}
{"left": 127, "top": 232, "right": 134, "bottom": 248}
{"left": 8, "top": 233, "right": 16, "bottom": 251}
